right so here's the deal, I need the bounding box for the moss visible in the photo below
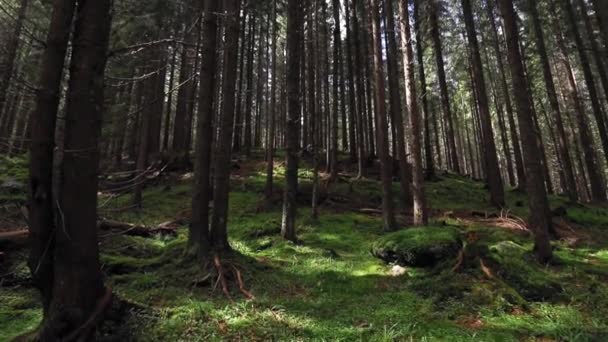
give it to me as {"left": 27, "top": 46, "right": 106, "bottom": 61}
{"left": 487, "top": 241, "right": 563, "bottom": 301}
{"left": 371, "top": 227, "right": 462, "bottom": 267}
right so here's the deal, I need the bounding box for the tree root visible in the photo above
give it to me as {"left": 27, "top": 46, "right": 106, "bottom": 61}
{"left": 64, "top": 286, "right": 113, "bottom": 342}
{"left": 212, "top": 254, "right": 254, "bottom": 301}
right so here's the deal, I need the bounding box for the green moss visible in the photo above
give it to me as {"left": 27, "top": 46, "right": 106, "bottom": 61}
{"left": 487, "top": 241, "right": 562, "bottom": 301}
{"left": 371, "top": 227, "right": 462, "bottom": 267}
{"left": 4, "top": 159, "right": 608, "bottom": 341}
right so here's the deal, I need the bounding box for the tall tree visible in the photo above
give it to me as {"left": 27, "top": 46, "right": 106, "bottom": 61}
{"left": 497, "top": 0, "right": 552, "bottom": 262}
{"left": 0, "top": 0, "right": 29, "bottom": 138}
{"left": 282, "top": 0, "right": 303, "bottom": 242}
{"left": 28, "top": 0, "right": 113, "bottom": 338}
{"left": 190, "top": 0, "right": 220, "bottom": 258}
{"left": 527, "top": 0, "right": 577, "bottom": 202}
{"left": 485, "top": 0, "right": 526, "bottom": 190}
{"left": 384, "top": 0, "right": 412, "bottom": 210}
{"left": 461, "top": 0, "right": 505, "bottom": 207}
{"left": 413, "top": 0, "right": 435, "bottom": 179}
{"left": 210, "top": 0, "right": 242, "bottom": 252}
{"left": 265, "top": 0, "right": 278, "bottom": 202}
{"left": 430, "top": 0, "right": 460, "bottom": 174}
{"left": 370, "top": 0, "right": 397, "bottom": 231}
{"left": 399, "top": 0, "right": 428, "bottom": 225}
{"left": 562, "top": 0, "right": 608, "bottom": 166}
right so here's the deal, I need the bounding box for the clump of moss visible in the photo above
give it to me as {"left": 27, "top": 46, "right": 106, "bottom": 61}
{"left": 487, "top": 241, "right": 562, "bottom": 301}
{"left": 371, "top": 227, "right": 462, "bottom": 267}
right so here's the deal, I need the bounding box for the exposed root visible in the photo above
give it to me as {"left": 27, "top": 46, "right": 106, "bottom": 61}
{"left": 212, "top": 254, "right": 254, "bottom": 301}
{"left": 451, "top": 244, "right": 466, "bottom": 273}
{"left": 479, "top": 259, "right": 495, "bottom": 280}
{"left": 64, "top": 287, "right": 113, "bottom": 342}
{"left": 213, "top": 254, "right": 233, "bottom": 302}
{"left": 232, "top": 265, "right": 255, "bottom": 300}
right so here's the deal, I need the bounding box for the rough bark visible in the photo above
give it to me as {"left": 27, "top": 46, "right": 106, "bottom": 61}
{"left": 562, "top": 0, "right": 608, "bottom": 167}
{"left": 0, "top": 0, "right": 28, "bottom": 131}
{"left": 28, "top": 0, "right": 77, "bottom": 318}
{"left": 210, "top": 0, "right": 242, "bottom": 252}
{"left": 462, "top": 0, "right": 505, "bottom": 207}
{"left": 282, "top": 0, "right": 303, "bottom": 242}
{"left": 430, "top": 0, "right": 460, "bottom": 174}
{"left": 384, "top": 0, "right": 412, "bottom": 209}
{"left": 528, "top": 0, "right": 577, "bottom": 202}
{"left": 399, "top": 0, "right": 428, "bottom": 225}
{"left": 190, "top": 0, "right": 220, "bottom": 258}
{"left": 497, "top": 0, "right": 552, "bottom": 263}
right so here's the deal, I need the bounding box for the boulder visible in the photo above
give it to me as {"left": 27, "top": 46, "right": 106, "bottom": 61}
{"left": 371, "top": 227, "right": 462, "bottom": 267}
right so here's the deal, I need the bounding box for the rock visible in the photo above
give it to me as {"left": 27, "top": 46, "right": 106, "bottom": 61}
{"left": 371, "top": 227, "right": 462, "bottom": 267}
{"left": 1, "top": 178, "right": 25, "bottom": 193}
{"left": 390, "top": 265, "right": 408, "bottom": 277}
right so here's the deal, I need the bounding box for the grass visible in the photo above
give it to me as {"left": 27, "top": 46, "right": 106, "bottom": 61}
{"left": 2, "top": 156, "right": 608, "bottom": 341}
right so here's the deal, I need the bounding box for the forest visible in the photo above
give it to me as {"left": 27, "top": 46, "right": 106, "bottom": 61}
{"left": 1, "top": 0, "right": 608, "bottom": 340}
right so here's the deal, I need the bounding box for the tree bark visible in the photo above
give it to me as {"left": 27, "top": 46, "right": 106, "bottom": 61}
{"left": 384, "top": 0, "right": 412, "bottom": 210}
{"left": 209, "top": 0, "right": 242, "bottom": 252}
{"left": 0, "top": 0, "right": 28, "bottom": 130}
{"left": 430, "top": 0, "right": 460, "bottom": 174}
{"left": 485, "top": 0, "right": 526, "bottom": 190}
{"left": 399, "top": 0, "right": 428, "bottom": 225}
{"left": 190, "top": 0, "right": 220, "bottom": 258}
{"left": 28, "top": 0, "right": 77, "bottom": 319}
{"left": 462, "top": 0, "right": 505, "bottom": 207}
{"left": 528, "top": 0, "right": 577, "bottom": 202}
{"left": 413, "top": 0, "right": 435, "bottom": 179}
{"left": 497, "top": 0, "right": 552, "bottom": 263}
{"left": 282, "top": 0, "right": 303, "bottom": 242}
{"left": 562, "top": 0, "right": 608, "bottom": 167}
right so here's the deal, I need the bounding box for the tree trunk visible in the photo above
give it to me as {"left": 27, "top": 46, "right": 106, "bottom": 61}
{"left": 352, "top": 0, "right": 367, "bottom": 178}
{"left": 550, "top": 0, "right": 607, "bottom": 201}
{"left": 28, "top": 0, "right": 77, "bottom": 319}
{"left": 485, "top": 0, "right": 526, "bottom": 190}
{"left": 190, "top": 0, "right": 220, "bottom": 258}
{"left": 243, "top": 12, "right": 256, "bottom": 156}
{"left": 562, "top": 0, "right": 608, "bottom": 167}
{"left": 497, "top": 0, "right": 552, "bottom": 263}
{"left": 384, "top": 0, "right": 412, "bottom": 209}
{"left": 413, "top": 0, "right": 435, "bottom": 179}
{"left": 462, "top": 0, "right": 505, "bottom": 207}
{"left": 528, "top": 0, "right": 577, "bottom": 201}
{"left": 591, "top": 0, "right": 608, "bottom": 49}
{"left": 265, "top": 0, "right": 278, "bottom": 202}
{"left": 430, "top": 0, "right": 460, "bottom": 174}
{"left": 282, "top": 0, "right": 303, "bottom": 242}
{"left": 366, "top": 0, "right": 396, "bottom": 231}
{"left": 399, "top": 0, "right": 428, "bottom": 225}
{"left": 209, "top": 0, "right": 242, "bottom": 252}
{"left": 0, "top": 0, "right": 28, "bottom": 127}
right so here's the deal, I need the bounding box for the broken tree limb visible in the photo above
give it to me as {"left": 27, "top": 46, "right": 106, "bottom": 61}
{"left": 0, "top": 219, "right": 180, "bottom": 242}
{"left": 97, "top": 219, "right": 179, "bottom": 238}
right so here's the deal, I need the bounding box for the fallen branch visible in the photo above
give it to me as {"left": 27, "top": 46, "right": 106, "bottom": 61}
{"left": 0, "top": 229, "right": 28, "bottom": 241}
{"left": 98, "top": 219, "right": 179, "bottom": 238}
{"left": 1, "top": 219, "right": 180, "bottom": 242}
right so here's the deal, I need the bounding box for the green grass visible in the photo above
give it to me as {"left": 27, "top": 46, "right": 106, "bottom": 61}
{"left": 2, "top": 160, "right": 608, "bottom": 341}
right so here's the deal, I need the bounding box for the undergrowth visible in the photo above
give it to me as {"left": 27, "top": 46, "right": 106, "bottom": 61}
{"left": 1, "top": 156, "right": 608, "bottom": 341}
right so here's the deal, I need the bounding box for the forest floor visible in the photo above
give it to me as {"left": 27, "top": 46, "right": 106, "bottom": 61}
{"left": 1, "top": 152, "right": 608, "bottom": 341}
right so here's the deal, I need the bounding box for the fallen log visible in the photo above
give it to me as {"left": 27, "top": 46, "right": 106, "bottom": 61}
{"left": 0, "top": 219, "right": 180, "bottom": 242}
{"left": 97, "top": 219, "right": 179, "bottom": 237}
{"left": 0, "top": 229, "right": 28, "bottom": 241}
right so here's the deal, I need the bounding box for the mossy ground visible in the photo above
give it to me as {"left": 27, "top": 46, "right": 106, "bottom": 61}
{"left": 2, "top": 153, "right": 608, "bottom": 341}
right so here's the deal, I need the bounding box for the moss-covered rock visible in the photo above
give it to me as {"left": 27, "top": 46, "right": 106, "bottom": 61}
{"left": 371, "top": 227, "right": 462, "bottom": 267}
